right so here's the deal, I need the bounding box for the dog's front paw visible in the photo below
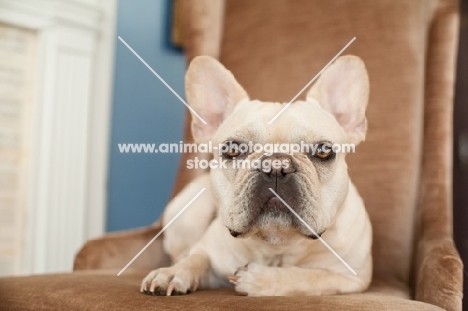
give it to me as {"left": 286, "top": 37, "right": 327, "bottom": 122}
{"left": 140, "top": 267, "right": 198, "bottom": 296}
{"left": 229, "top": 263, "right": 276, "bottom": 296}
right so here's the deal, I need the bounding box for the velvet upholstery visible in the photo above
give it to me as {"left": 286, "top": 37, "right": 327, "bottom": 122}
{"left": 0, "top": 269, "right": 444, "bottom": 311}
{"left": 0, "top": 1, "right": 463, "bottom": 310}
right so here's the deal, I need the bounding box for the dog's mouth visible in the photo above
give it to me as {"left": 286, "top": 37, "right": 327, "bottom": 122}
{"left": 263, "top": 196, "right": 287, "bottom": 212}
{"left": 225, "top": 170, "right": 325, "bottom": 242}
{"left": 226, "top": 196, "right": 289, "bottom": 238}
{"left": 227, "top": 196, "right": 325, "bottom": 241}
{"left": 263, "top": 197, "right": 325, "bottom": 240}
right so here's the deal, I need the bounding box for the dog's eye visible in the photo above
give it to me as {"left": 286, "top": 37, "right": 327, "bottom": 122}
{"left": 222, "top": 141, "right": 241, "bottom": 158}
{"left": 312, "top": 143, "right": 335, "bottom": 161}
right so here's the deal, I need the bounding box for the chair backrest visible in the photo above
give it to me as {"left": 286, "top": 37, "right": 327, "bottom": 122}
{"left": 174, "top": 0, "right": 458, "bottom": 287}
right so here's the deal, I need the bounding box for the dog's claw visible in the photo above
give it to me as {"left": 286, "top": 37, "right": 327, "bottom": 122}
{"left": 233, "top": 263, "right": 249, "bottom": 279}
{"left": 191, "top": 280, "right": 199, "bottom": 292}
{"left": 167, "top": 282, "right": 175, "bottom": 296}
{"left": 228, "top": 275, "right": 239, "bottom": 285}
{"left": 231, "top": 263, "right": 250, "bottom": 286}
{"left": 149, "top": 281, "right": 159, "bottom": 293}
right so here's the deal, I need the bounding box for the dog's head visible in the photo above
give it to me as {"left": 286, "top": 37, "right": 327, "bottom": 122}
{"left": 186, "top": 56, "right": 369, "bottom": 244}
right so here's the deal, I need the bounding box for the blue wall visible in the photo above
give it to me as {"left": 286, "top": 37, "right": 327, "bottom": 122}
{"left": 107, "top": 0, "right": 185, "bottom": 232}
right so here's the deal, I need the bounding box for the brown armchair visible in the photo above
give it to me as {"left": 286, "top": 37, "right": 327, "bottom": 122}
{"left": 0, "top": 0, "right": 463, "bottom": 310}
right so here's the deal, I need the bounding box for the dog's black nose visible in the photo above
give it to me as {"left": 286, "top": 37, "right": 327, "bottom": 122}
{"left": 259, "top": 153, "right": 296, "bottom": 177}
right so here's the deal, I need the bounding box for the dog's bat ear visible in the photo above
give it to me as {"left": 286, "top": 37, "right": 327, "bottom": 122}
{"left": 306, "top": 55, "right": 369, "bottom": 144}
{"left": 185, "top": 56, "right": 249, "bottom": 143}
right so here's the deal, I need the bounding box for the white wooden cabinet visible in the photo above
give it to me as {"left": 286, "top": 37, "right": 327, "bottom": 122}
{"left": 0, "top": 0, "right": 116, "bottom": 275}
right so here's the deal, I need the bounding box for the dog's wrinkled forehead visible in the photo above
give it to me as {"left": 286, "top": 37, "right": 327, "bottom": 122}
{"left": 212, "top": 99, "right": 347, "bottom": 146}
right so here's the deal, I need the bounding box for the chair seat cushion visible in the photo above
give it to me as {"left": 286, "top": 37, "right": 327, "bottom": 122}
{"left": 0, "top": 270, "right": 442, "bottom": 311}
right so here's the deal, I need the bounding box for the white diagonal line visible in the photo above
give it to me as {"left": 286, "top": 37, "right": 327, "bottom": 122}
{"left": 268, "top": 37, "right": 356, "bottom": 124}
{"left": 117, "top": 188, "right": 206, "bottom": 276}
{"left": 118, "top": 36, "right": 207, "bottom": 125}
{"left": 268, "top": 188, "right": 357, "bottom": 275}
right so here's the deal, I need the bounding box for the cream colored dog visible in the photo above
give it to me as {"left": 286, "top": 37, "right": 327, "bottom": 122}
{"left": 141, "top": 55, "right": 372, "bottom": 296}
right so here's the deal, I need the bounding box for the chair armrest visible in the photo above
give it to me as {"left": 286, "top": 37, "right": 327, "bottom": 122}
{"left": 415, "top": 236, "right": 463, "bottom": 311}
{"left": 414, "top": 1, "right": 463, "bottom": 310}
{"left": 73, "top": 224, "right": 170, "bottom": 271}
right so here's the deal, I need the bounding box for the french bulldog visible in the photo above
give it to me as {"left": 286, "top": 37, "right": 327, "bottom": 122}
{"left": 141, "top": 55, "right": 372, "bottom": 296}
